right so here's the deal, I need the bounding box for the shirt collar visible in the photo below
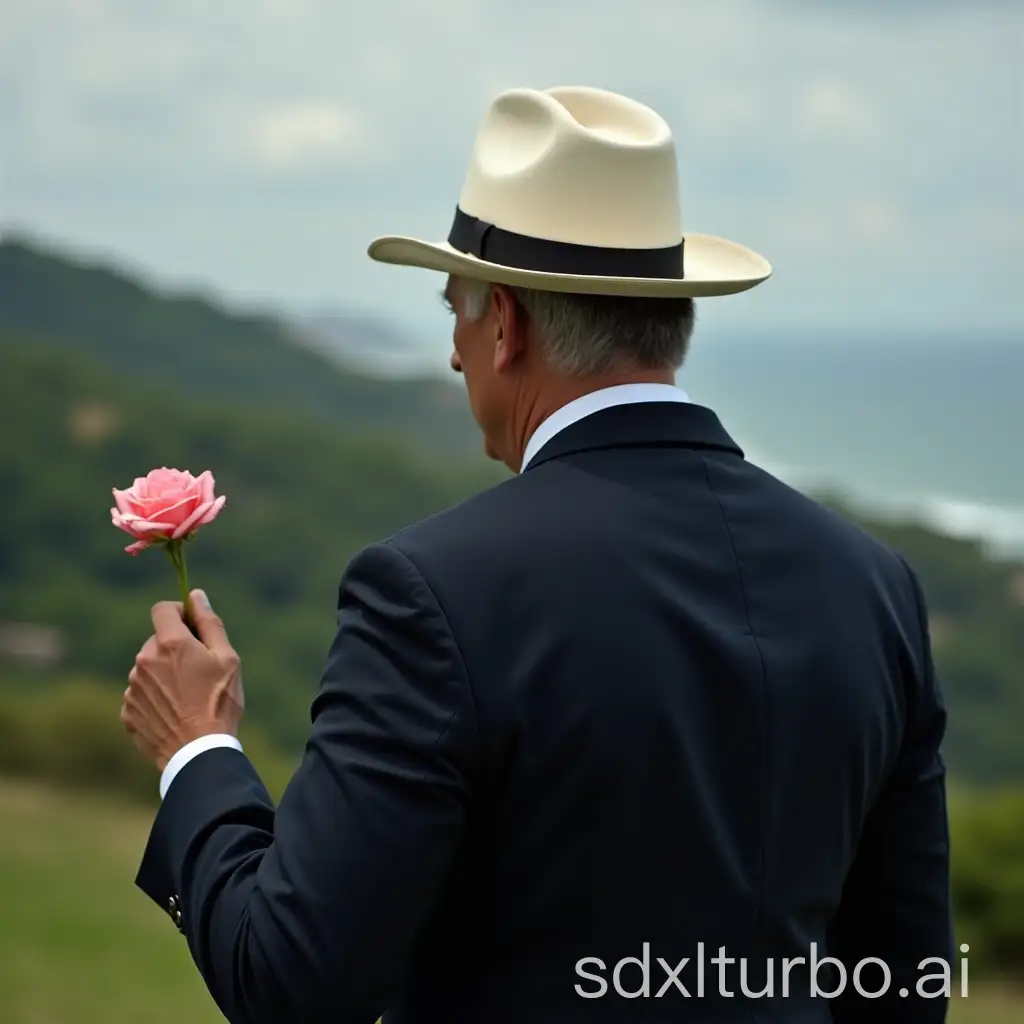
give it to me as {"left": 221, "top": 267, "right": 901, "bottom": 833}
{"left": 519, "top": 382, "right": 691, "bottom": 473}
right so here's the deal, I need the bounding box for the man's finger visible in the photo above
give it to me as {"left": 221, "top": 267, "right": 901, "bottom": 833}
{"left": 133, "top": 637, "right": 157, "bottom": 669}
{"left": 151, "top": 601, "right": 193, "bottom": 644}
{"left": 189, "top": 589, "right": 234, "bottom": 658}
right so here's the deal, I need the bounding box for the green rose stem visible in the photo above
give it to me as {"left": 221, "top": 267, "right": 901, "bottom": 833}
{"left": 164, "top": 538, "right": 197, "bottom": 636}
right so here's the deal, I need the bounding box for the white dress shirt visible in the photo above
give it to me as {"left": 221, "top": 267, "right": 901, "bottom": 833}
{"left": 159, "top": 381, "right": 691, "bottom": 798}
{"left": 160, "top": 733, "right": 244, "bottom": 798}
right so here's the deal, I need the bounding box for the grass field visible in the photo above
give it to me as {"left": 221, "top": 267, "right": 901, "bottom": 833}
{"left": 0, "top": 777, "right": 1019, "bottom": 1023}
{"left": 0, "top": 779, "right": 224, "bottom": 1024}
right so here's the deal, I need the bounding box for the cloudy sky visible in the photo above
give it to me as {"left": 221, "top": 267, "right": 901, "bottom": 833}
{"left": 2, "top": 0, "right": 1020, "bottom": 364}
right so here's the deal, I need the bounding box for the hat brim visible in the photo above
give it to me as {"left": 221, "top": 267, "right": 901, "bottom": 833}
{"left": 367, "top": 233, "right": 770, "bottom": 298}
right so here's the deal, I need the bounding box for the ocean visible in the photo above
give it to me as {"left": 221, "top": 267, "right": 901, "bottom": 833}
{"left": 682, "top": 333, "right": 1024, "bottom": 557}
{"left": 302, "top": 316, "right": 1024, "bottom": 559}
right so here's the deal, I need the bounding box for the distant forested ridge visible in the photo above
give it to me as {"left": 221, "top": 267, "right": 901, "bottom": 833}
{"left": 0, "top": 236, "right": 479, "bottom": 453}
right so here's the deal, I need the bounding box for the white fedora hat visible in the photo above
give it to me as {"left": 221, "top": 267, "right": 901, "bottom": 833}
{"left": 368, "top": 86, "right": 771, "bottom": 298}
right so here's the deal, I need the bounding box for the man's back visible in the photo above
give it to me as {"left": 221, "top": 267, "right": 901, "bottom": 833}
{"left": 385, "top": 401, "right": 953, "bottom": 1022}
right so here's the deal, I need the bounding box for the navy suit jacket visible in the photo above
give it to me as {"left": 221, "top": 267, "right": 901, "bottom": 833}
{"left": 137, "top": 401, "right": 954, "bottom": 1023}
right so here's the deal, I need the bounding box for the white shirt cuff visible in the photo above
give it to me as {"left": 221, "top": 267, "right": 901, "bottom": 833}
{"left": 160, "top": 734, "right": 244, "bottom": 799}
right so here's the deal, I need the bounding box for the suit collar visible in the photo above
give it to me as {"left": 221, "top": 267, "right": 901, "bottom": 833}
{"left": 520, "top": 383, "right": 691, "bottom": 470}
{"left": 521, "top": 400, "right": 744, "bottom": 472}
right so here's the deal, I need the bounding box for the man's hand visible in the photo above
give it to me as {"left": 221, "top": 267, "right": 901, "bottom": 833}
{"left": 121, "top": 589, "right": 245, "bottom": 771}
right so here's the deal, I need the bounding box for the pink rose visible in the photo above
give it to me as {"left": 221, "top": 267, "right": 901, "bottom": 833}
{"left": 111, "top": 468, "right": 226, "bottom": 555}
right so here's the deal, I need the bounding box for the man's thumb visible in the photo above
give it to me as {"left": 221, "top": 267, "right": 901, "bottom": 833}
{"left": 190, "top": 589, "right": 230, "bottom": 652}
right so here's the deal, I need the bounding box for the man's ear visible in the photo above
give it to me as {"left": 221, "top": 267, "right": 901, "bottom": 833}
{"left": 491, "top": 285, "right": 525, "bottom": 372}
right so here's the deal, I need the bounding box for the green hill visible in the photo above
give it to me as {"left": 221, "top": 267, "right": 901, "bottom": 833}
{"left": 0, "top": 778, "right": 242, "bottom": 1024}
{"left": 0, "top": 235, "right": 479, "bottom": 454}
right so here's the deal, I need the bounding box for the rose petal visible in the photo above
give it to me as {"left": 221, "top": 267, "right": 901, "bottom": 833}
{"left": 171, "top": 494, "right": 226, "bottom": 539}
{"left": 196, "top": 493, "right": 226, "bottom": 527}
{"left": 127, "top": 519, "right": 177, "bottom": 535}
{"left": 111, "top": 509, "right": 176, "bottom": 539}
{"left": 147, "top": 467, "right": 195, "bottom": 500}
{"left": 134, "top": 492, "right": 200, "bottom": 529}
{"left": 171, "top": 498, "right": 215, "bottom": 539}
{"left": 125, "top": 540, "right": 151, "bottom": 555}
{"left": 112, "top": 488, "right": 136, "bottom": 516}
{"left": 113, "top": 484, "right": 150, "bottom": 516}
{"left": 111, "top": 509, "right": 139, "bottom": 527}
{"left": 110, "top": 509, "right": 145, "bottom": 538}
{"left": 195, "top": 470, "right": 216, "bottom": 505}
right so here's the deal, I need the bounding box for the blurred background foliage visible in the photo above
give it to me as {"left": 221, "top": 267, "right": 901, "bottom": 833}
{"left": 1, "top": 239, "right": 1021, "bottom": 1018}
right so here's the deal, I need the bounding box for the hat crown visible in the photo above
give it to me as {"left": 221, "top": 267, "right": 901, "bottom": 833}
{"left": 366, "top": 84, "right": 771, "bottom": 298}
{"left": 458, "top": 87, "right": 683, "bottom": 250}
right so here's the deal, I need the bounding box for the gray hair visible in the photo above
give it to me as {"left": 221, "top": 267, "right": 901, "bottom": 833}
{"left": 457, "top": 277, "right": 695, "bottom": 377}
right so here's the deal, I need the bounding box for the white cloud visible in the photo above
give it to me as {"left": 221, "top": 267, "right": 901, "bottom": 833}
{"left": 65, "top": 0, "right": 113, "bottom": 18}
{"left": 357, "top": 42, "right": 411, "bottom": 88}
{"left": 846, "top": 200, "right": 907, "bottom": 242}
{"left": 798, "top": 79, "right": 880, "bottom": 143}
{"left": 249, "top": 101, "right": 363, "bottom": 171}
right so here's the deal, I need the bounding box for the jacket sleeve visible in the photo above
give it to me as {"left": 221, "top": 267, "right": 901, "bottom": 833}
{"left": 135, "top": 540, "right": 479, "bottom": 1024}
{"left": 827, "top": 556, "right": 955, "bottom": 1023}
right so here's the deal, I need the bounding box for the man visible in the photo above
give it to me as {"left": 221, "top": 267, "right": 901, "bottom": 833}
{"left": 122, "top": 86, "right": 953, "bottom": 1023}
